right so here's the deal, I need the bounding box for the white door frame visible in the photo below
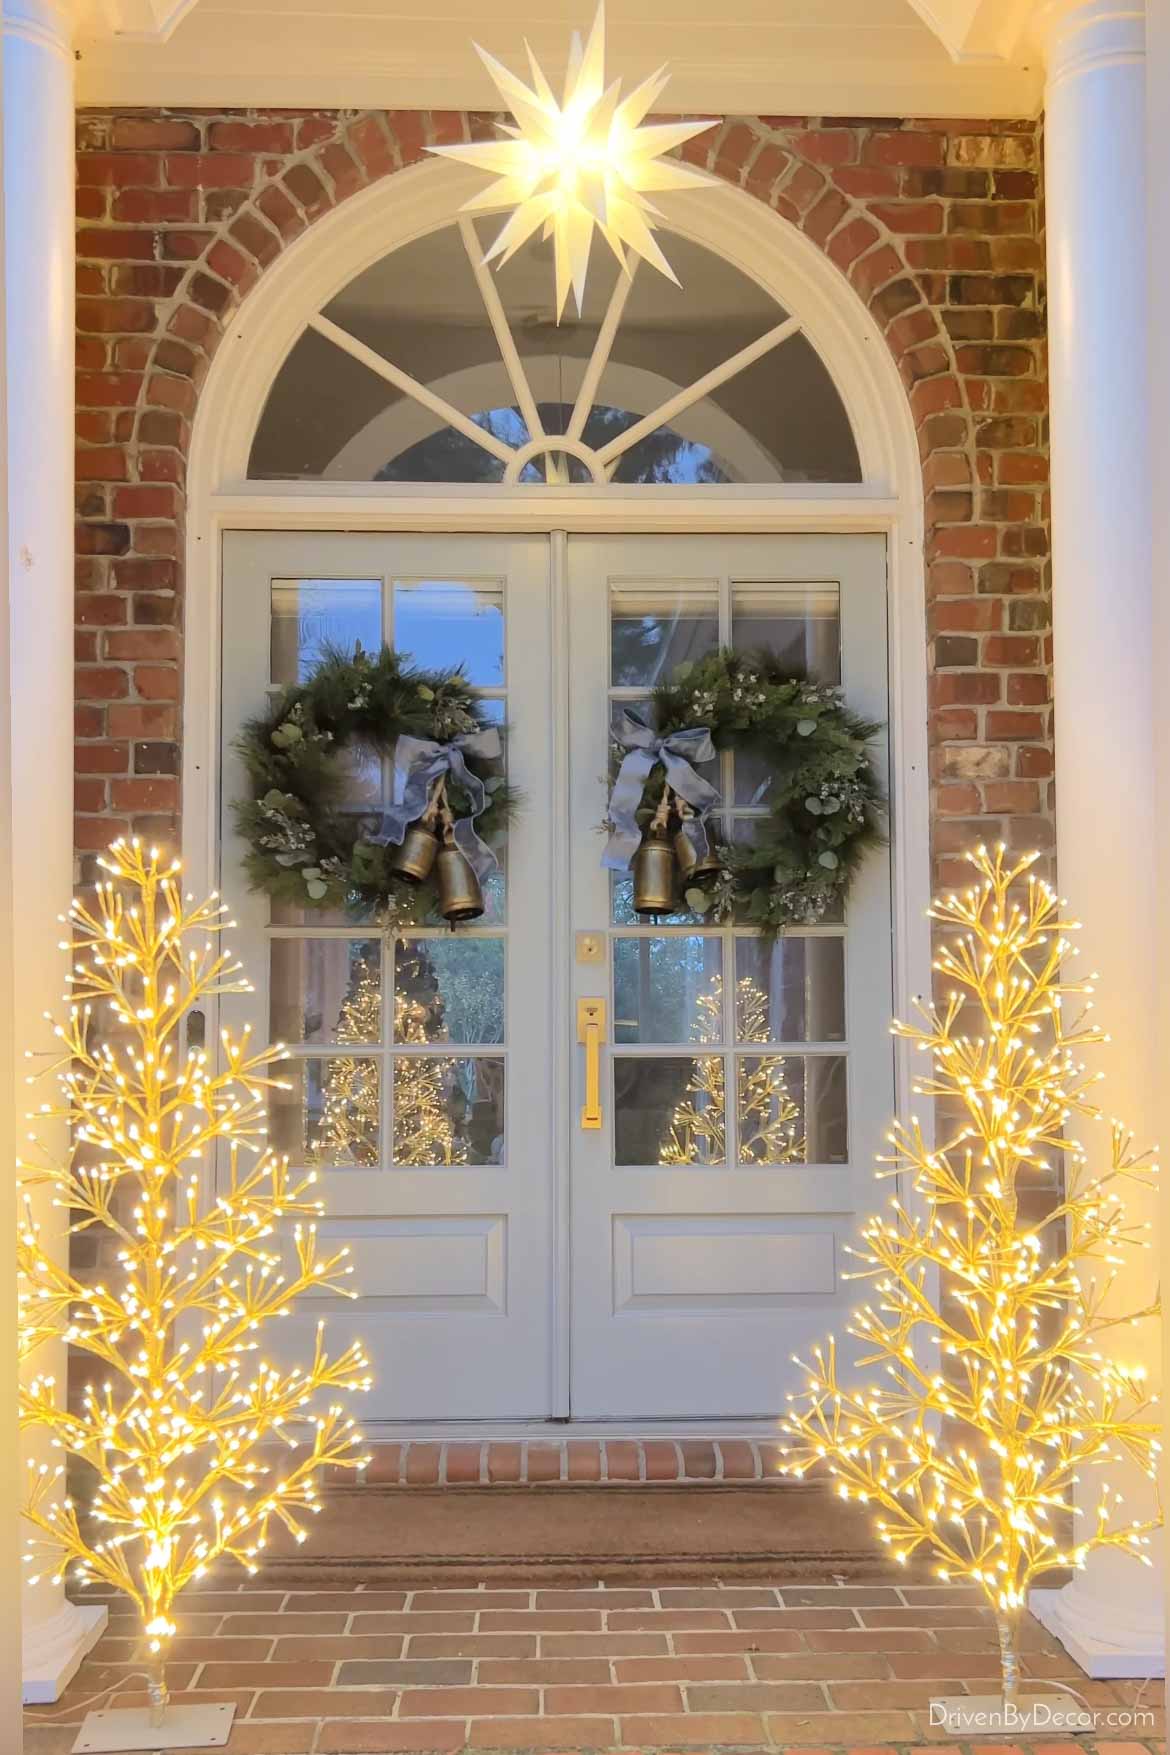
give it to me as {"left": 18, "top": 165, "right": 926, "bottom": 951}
{"left": 181, "top": 160, "right": 933, "bottom": 1431}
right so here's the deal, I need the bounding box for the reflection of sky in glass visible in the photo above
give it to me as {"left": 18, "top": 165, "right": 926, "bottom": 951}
{"left": 380, "top": 404, "right": 732, "bottom": 486}
{"left": 394, "top": 580, "right": 504, "bottom": 685}
{"left": 270, "top": 579, "right": 383, "bottom": 684}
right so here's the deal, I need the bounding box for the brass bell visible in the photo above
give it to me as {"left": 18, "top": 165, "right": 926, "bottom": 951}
{"left": 632, "top": 814, "right": 677, "bottom": 916}
{"left": 389, "top": 817, "right": 441, "bottom": 884}
{"left": 673, "top": 799, "right": 722, "bottom": 883}
{"left": 389, "top": 778, "right": 443, "bottom": 884}
{"left": 434, "top": 824, "right": 485, "bottom": 924}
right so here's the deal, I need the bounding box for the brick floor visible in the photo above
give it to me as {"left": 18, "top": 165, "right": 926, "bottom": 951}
{"left": 22, "top": 1581, "right": 1166, "bottom": 1753}
{"left": 347, "top": 1440, "right": 789, "bottom": 1488}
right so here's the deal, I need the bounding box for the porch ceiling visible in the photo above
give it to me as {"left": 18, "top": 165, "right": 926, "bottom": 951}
{"left": 75, "top": 0, "right": 1044, "bottom": 118}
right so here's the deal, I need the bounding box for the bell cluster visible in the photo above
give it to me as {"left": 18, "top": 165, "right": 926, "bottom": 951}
{"left": 390, "top": 775, "right": 486, "bottom": 923}
{"left": 632, "top": 785, "right": 721, "bottom": 916}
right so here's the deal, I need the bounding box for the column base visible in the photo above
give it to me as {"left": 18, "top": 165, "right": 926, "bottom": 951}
{"left": 22, "top": 1598, "right": 108, "bottom": 1703}
{"left": 1030, "top": 1584, "right": 1165, "bottom": 1679}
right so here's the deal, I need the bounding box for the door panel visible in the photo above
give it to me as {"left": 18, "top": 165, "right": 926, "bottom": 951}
{"left": 566, "top": 533, "right": 892, "bottom": 1419}
{"left": 220, "top": 531, "right": 556, "bottom": 1420}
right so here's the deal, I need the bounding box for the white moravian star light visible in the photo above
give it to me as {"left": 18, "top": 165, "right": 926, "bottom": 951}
{"left": 430, "top": 4, "right": 716, "bottom": 319}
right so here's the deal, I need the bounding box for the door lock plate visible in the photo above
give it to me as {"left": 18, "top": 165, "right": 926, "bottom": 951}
{"left": 575, "top": 931, "right": 605, "bottom": 965}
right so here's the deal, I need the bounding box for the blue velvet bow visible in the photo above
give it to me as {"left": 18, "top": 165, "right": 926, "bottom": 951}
{"left": 602, "top": 709, "right": 720, "bottom": 871}
{"left": 372, "top": 728, "right": 501, "bottom": 880}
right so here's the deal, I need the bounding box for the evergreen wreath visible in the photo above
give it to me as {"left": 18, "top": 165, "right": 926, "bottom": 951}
{"left": 233, "top": 646, "right": 517, "bottom": 924}
{"left": 612, "top": 649, "right": 885, "bottom": 932}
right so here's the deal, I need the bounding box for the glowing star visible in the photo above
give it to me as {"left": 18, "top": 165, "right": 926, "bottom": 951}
{"left": 430, "top": 4, "right": 716, "bottom": 318}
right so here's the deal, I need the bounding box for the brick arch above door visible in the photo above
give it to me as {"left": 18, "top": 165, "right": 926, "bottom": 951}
{"left": 74, "top": 108, "right": 1051, "bottom": 886}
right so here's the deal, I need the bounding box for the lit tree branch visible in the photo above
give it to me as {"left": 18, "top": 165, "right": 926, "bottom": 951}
{"left": 782, "top": 845, "right": 1161, "bottom": 1698}
{"left": 17, "top": 839, "right": 371, "bottom": 1670}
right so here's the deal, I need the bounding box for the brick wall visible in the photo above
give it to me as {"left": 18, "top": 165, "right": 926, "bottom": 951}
{"left": 74, "top": 110, "right": 1050, "bottom": 885}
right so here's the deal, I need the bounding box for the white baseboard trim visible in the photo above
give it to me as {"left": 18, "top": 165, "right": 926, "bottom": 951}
{"left": 22, "top": 1599, "right": 109, "bottom": 1704}
{"left": 1030, "top": 1585, "right": 1165, "bottom": 1680}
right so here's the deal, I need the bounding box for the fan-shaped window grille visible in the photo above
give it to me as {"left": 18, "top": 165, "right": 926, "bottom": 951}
{"left": 249, "top": 219, "right": 862, "bottom": 485}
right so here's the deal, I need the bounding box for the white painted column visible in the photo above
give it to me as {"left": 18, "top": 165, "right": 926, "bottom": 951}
{"left": 0, "top": 21, "right": 24, "bottom": 1747}
{"left": 1147, "top": 0, "right": 1170, "bottom": 1691}
{"left": 2, "top": 0, "right": 107, "bottom": 1700}
{"left": 1028, "top": 0, "right": 1165, "bottom": 1679}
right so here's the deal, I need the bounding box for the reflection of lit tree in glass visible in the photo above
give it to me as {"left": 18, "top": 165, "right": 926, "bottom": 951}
{"left": 657, "top": 975, "right": 805, "bottom": 1166}
{"left": 392, "top": 941, "right": 470, "bottom": 1167}
{"left": 314, "top": 955, "right": 380, "bottom": 1166}
{"left": 736, "top": 975, "right": 806, "bottom": 1165}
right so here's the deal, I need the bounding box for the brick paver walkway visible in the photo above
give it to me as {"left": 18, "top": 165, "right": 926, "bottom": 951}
{"left": 22, "top": 1581, "right": 1165, "bottom": 1754}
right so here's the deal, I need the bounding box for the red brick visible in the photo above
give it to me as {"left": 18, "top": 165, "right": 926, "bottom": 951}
{"left": 104, "top": 629, "right": 178, "bottom": 661}
{"left": 546, "top": 1683, "right": 683, "bottom": 1714}
{"left": 865, "top": 130, "right": 945, "bottom": 167}
{"left": 404, "top": 1443, "right": 441, "bottom": 1485}
{"left": 615, "top": 1656, "right": 751, "bottom": 1682}
{"left": 602, "top": 1440, "right": 640, "bottom": 1481}
{"left": 165, "top": 153, "right": 257, "bottom": 188}
{"left": 620, "top": 1712, "right": 769, "bottom": 1745}
{"left": 524, "top": 1443, "right": 562, "bottom": 1483}
{"left": 443, "top": 1443, "right": 482, "bottom": 1483}
{"left": 486, "top": 1443, "right": 522, "bottom": 1483}
{"left": 110, "top": 776, "right": 179, "bottom": 811}
{"left": 111, "top": 117, "right": 201, "bottom": 151}
{"left": 112, "top": 187, "right": 198, "bottom": 222}
{"left": 76, "top": 664, "right": 130, "bottom": 701}
{"left": 317, "top": 1726, "right": 464, "bottom": 1754}
{"left": 566, "top": 1442, "right": 601, "bottom": 1482}
{"left": 75, "top": 741, "right": 129, "bottom": 775}
{"left": 78, "top": 152, "right": 161, "bottom": 187}
{"left": 107, "top": 702, "right": 177, "bottom": 738}
{"left": 133, "top": 666, "right": 180, "bottom": 701}
{"left": 208, "top": 120, "right": 296, "bottom": 154}
{"left": 398, "top": 1686, "right": 538, "bottom": 1716}
{"left": 642, "top": 1441, "right": 679, "bottom": 1481}
{"left": 468, "top": 1720, "right": 614, "bottom": 1750}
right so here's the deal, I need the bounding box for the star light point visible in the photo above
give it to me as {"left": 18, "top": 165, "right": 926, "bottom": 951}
{"left": 430, "top": 3, "right": 716, "bottom": 318}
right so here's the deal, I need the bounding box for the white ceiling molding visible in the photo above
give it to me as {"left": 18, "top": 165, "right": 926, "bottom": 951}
{"left": 72, "top": 0, "right": 1044, "bottom": 115}
{"left": 903, "top": 0, "right": 1037, "bottom": 60}
{"left": 82, "top": 0, "right": 200, "bottom": 42}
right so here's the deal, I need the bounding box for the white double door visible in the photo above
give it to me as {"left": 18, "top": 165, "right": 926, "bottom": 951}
{"left": 220, "top": 529, "right": 892, "bottom": 1424}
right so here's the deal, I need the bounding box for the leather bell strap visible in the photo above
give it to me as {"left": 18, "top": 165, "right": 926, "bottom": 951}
{"left": 602, "top": 710, "right": 720, "bottom": 871}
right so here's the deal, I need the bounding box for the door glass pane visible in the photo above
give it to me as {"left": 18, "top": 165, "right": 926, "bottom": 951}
{"left": 731, "top": 583, "right": 840, "bottom": 680}
{"left": 393, "top": 579, "right": 504, "bottom": 685}
{"left": 610, "top": 586, "right": 719, "bottom": 688}
{"left": 270, "top": 1056, "right": 381, "bottom": 1167}
{"left": 270, "top": 578, "right": 382, "bottom": 684}
{"left": 394, "top": 938, "right": 505, "bottom": 1045}
{"left": 613, "top": 937, "right": 722, "bottom": 1044}
{"left": 393, "top": 1056, "right": 505, "bottom": 1165}
{"left": 737, "top": 1054, "right": 848, "bottom": 1164}
{"left": 271, "top": 939, "right": 382, "bottom": 1045}
{"left": 735, "top": 937, "right": 846, "bottom": 1043}
{"left": 614, "top": 1055, "right": 726, "bottom": 1166}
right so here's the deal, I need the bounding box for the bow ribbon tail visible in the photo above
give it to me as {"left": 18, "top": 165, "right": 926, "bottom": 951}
{"left": 602, "top": 747, "right": 656, "bottom": 870}
{"left": 444, "top": 746, "right": 499, "bottom": 882}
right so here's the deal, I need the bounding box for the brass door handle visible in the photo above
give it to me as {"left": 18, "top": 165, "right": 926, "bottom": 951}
{"left": 577, "top": 997, "right": 606, "bottom": 1130}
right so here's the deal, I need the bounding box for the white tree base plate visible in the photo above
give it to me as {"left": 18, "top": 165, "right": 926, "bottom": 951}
{"left": 71, "top": 1702, "right": 236, "bottom": 1751}
{"left": 929, "top": 1693, "right": 1093, "bottom": 1735}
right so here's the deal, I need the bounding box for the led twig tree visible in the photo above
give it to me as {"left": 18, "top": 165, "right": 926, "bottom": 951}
{"left": 17, "top": 840, "right": 371, "bottom": 1724}
{"left": 782, "top": 845, "right": 1161, "bottom": 1702}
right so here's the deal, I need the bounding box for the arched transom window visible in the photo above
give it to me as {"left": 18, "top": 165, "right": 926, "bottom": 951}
{"left": 249, "top": 218, "right": 862, "bottom": 486}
